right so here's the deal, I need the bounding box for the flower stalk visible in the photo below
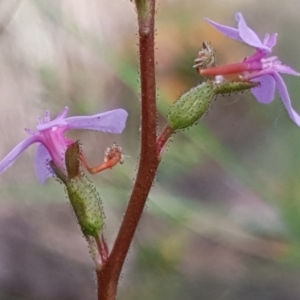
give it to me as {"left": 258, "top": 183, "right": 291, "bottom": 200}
{"left": 157, "top": 125, "right": 174, "bottom": 158}
{"left": 96, "top": 1, "right": 159, "bottom": 299}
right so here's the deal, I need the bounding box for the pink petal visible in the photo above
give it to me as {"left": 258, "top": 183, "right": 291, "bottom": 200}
{"left": 275, "top": 64, "right": 299, "bottom": 76}
{"left": 0, "top": 135, "right": 39, "bottom": 174}
{"left": 36, "top": 107, "right": 69, "bottom": 131}
{"left": 56, "top": 106, "right": 69, "bottom": 119}
{"left": 35, "top": 144, "right": 54, "bottom": 184}
{"left": 235, "top": 13, "right": 269, "bottom": 52}
{"left": 204, "top": 18, "right": 241, "bottom": 41}
{"left": 65, "top": 109, "right": 128, "bottom": 133}
{"left": 263, "top": 33, "right": 277, "bottom": 49}
{"left": 273, "top": 73, "right": 300, "bottom": 126}
{"left": 251, "top": 75, "right": 276, "bottom": 104}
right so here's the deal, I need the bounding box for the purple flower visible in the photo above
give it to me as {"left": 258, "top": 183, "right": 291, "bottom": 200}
{"left": 205, "top": 13, "right": 277, "bottom": 53}
{"left": 200, "top": 12, "right": 300, "bottom": 126}
{"left": 0, "top": 107, "right": 128, "bottom": 184}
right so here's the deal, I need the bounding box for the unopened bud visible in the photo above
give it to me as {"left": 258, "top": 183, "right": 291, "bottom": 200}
{"left": 168, "top": 79, "right": 258, "bottom": 130}
{"left": 51, "top": 142, "right": 104, "bottom": 237}
{"left": 168, "top": 82, "right": 215, "bottom": 130}
{"left": 66, "top": 174, "right": 104, "bottom": 237}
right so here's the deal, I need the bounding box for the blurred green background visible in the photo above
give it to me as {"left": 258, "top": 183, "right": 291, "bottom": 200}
{"left": 1, "top": 0, "right": 300, "bottom": 299}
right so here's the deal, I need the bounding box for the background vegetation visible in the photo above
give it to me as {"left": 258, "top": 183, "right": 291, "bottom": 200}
{"left": 1, "top": 0, "right": 300, "bottom": 299}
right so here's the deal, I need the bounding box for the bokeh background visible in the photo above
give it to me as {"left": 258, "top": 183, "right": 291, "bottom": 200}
{"left": 1, "top": 0, "right": 300, "bottom": 299}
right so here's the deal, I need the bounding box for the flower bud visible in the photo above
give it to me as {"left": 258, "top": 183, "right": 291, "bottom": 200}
{"left": 65, "top": 174, "right": 104, "bottom": 237}
{"left": 168, "top": 82, "right": 215, "bottom": 130}
{"left": 51, "top": 142, "right": 104, "bottom": 237}
{"left": 167, "top": 80, "right": 259, "bottom": 130}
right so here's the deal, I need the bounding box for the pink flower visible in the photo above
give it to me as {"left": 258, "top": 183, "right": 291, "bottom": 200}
{"left": 0, "top": 107, "right": 128, "bottom": 184}
{"left": 200, "top": 12, "right": 300, "bottom": 125}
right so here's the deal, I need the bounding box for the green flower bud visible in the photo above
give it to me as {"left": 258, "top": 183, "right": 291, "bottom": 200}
{"left": 167, "top": 80, "right": 259, "bottom": 130}
{"left": 168, "top": 82, "right": 215, "bottom": 130}
{"left": 65, "top": 175, "right": 104, "bottom": 237}
{"left": 51, "top": 142, "right": 104, "bottom": 237}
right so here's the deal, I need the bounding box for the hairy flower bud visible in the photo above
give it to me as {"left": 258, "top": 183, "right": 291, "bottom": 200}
{"left": 65, "top": 174, "right": 104, "bottom": 237}
{"left": 168, "top": 80, "right": 259, "bottom": 130}
{"left": 51, "top": 142, "right": 104, "bottom": 237}
{"left": 168, "top": 82, "right": 215, "bottom": 130}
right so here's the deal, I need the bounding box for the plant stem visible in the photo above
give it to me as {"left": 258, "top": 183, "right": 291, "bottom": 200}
{"left": 96, "top": 1, "right": 158, "bottom": 299}
{"left": 156, "top": 125, "right": 174, "bottom": 157}
{"left": 95, "top": 234, "right": 109, "bottom": 265}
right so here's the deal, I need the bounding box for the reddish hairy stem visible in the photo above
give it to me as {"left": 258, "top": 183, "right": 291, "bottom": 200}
{"left": 95, "top": 234, "right": 109, "bottom": 265}
{"left": 157, "top": 125, "right": 174, "bottom": 157}
{"left": 96, "top": 1, "right": 158, "bottom": 299}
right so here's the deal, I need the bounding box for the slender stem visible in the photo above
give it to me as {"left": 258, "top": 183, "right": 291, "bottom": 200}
{"left": 86, "top": 236, "right": 101, "bottom": 271}
{"left": 97, "top": 1, "right": 158, "bottom": 299}
{"left": 95, "top": 234, "right": 109, "bottom": 265}
{"left": 156, "top": 125, "right": 174, "bottom": 157}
